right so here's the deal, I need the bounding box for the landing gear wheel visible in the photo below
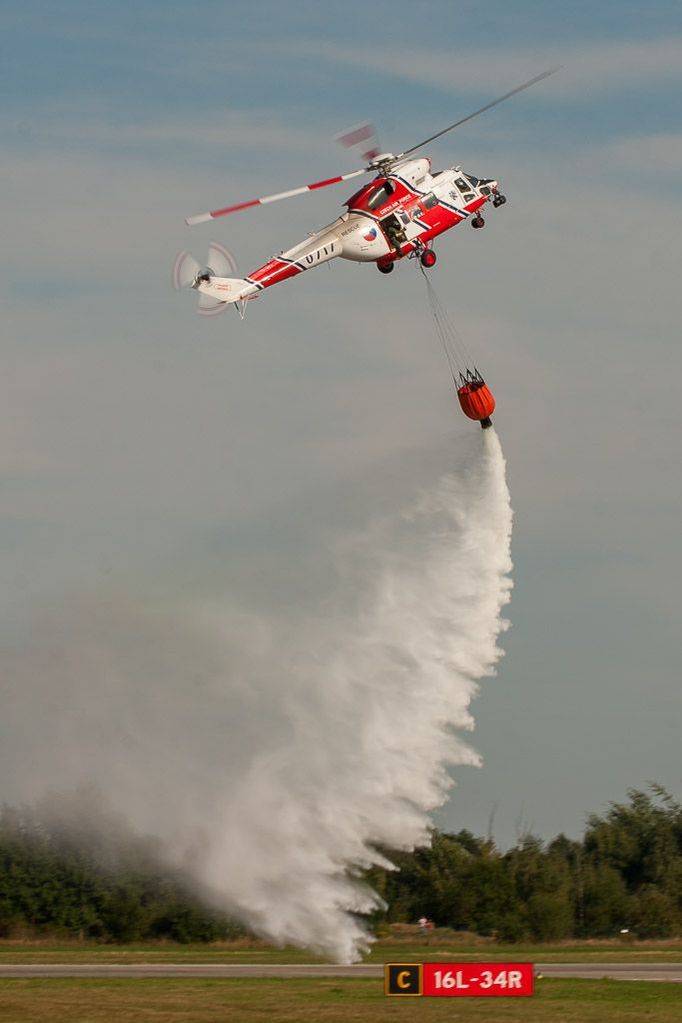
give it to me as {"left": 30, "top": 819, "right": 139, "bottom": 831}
{"left": 471, "top": 216, "right": 485, "bottom": 229}
{"left": 420, "top": 249, "right": 437, "bottom": 268}
{"left": 377, "top": 262, "right": 394, "bottom": 274}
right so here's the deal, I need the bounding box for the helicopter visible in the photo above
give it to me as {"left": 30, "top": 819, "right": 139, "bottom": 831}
{"left": 174, "top": 69, "right": 557, "bottom": 316}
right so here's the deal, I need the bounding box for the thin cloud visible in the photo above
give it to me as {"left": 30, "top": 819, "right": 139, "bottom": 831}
{"left": 594, "top": 132, "right": 682, "bottom": 176}
{"left": 0, "top": 108, "right": 328, "bottom": 156}
{"left": 280, "top": 36, "right": 682, "bottom": 97}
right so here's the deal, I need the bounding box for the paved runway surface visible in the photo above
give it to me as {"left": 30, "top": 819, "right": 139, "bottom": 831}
{"left": 1, "top": 963, "right": 681, "bottom": 981}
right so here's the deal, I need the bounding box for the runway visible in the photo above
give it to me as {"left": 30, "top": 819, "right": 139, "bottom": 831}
{"left": 1, "top": 963, "right": 681, "bottom": 981}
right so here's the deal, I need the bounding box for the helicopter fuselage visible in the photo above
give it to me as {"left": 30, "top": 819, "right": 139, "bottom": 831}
{"left": 195, "top": 157, "right": 500, "bottom": 307}
{"left": 185, "top": 68, "right": 559, "bottom": 310}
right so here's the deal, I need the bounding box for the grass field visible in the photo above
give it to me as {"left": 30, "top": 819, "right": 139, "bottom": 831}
{"left": 2, "top": 937, "right": 682, "bottom": 1022}
{"left": 1, "top": 977, "right": 682, "bottom": 1023}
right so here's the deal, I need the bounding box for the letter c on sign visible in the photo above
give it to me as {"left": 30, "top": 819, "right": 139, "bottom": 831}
{"left": 397, "top": 971, "right": 411, "bottom": 989}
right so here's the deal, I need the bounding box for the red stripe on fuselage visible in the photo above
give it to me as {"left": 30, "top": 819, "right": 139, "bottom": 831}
{"left": 248, "top": 258, "right": 303, "bottom": 288}
{"left": 406, "top": 194, "right": 488, "bottom": 247}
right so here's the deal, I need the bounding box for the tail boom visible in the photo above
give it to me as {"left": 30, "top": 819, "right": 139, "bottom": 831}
{"left": 241, "top": 232, "right": 342, "bottom": 296}
{"left": 195, "top": 230, "right": 342, "bottom": 307}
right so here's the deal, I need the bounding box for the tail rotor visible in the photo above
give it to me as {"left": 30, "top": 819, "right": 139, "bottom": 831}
{"left": 206, "top": 241, "right": 238, "bottom": 278}
{"left": 171, "top": 250, "right": 201, "bottom": 291}
{"left": 171, "top": 242, "right": 239, "bottom": 316}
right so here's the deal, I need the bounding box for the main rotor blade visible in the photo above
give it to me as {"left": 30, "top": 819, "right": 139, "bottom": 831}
{"left": 335, "top": 121, "right": 381, "bottom": 163}
{"left": 399, "top": 67, "right": 560, "bottom": 158}
{"left": 186, "top": 168, "right": 367, "bottom": 226}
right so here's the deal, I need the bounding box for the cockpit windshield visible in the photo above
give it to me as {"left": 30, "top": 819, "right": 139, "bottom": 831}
{"left": 367, "top": 182, "right": 394, "bottom": 210}
{"left": 465, "top": 173, "right": 479, "bottom": 186}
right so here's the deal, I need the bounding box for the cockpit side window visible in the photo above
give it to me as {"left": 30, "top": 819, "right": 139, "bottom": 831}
{"left": 367, "top": 182, "right": 394, "bottom": 210}
{"left": 455, "top": 176, "right": 475, "bottom": 200}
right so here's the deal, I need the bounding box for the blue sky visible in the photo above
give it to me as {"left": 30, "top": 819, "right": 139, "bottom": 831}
{"left": 1, "top": 1, "right": 681, "bottom": 848}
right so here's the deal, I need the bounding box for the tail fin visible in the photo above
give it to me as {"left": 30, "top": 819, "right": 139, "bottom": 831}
{"left": 193, "top": 275, "right": 258, "bottom": 306}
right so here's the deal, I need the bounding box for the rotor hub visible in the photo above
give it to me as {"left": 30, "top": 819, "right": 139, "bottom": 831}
{"left": 367, "top": 152, "right": 396, "bottom": 172}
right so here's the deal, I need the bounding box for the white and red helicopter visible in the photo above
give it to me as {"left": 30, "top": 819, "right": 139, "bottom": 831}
{"left": 174, "top": 69, "right": 557, "bottom": 316}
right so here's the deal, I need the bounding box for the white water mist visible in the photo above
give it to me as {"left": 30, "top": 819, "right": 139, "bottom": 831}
{"left": 0, "top": 429, "right": 512, "bottom": 962}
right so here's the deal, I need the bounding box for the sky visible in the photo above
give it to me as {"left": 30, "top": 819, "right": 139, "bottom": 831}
{"left": 1, "top": 0, "right": 681, "bottom": 849}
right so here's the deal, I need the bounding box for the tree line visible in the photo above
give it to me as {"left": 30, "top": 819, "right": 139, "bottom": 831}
{"left": 366, "top": 785, "right": 682, "bottom": 941}
{"left": 1, "top": 785, "right": 681, "bottom": 943}
{"left": 0, "top": 800, "right": 243, "bottom": 942}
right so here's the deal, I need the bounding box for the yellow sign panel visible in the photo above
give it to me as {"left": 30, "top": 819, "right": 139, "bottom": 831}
{"left": 385, "top": 963, "right": 423, "bottom": 996}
